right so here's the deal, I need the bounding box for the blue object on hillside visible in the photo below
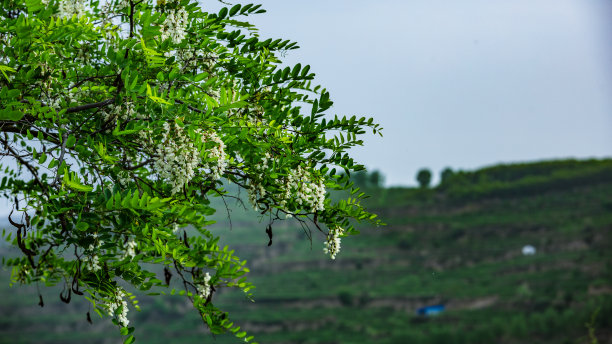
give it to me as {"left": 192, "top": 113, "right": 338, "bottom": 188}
{"left": 416, "top": 304, "right": 445, "bottom": 316}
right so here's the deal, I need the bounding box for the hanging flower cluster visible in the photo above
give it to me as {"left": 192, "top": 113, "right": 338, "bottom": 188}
{"left": 83, "top": 236, "right": 103, "bottom": 271}
{"left": 160, "top": 8, "right": 189, "bottom": 44}
{"left": 153, "top": 123, "right": 227, "bottom": 194}
{"left": 282, "top": 166, "right": 326, "bottom": 213}
{"left": 116, "top": 0, "right": 130, "bottom": 10}
{"left": 83, "top": 253, "right": 101, "bottom": 271}
{"left": 197, "top": 272, "right": 212, "bottom": 300}
{"left": 107, "top": 288, "right": 130, "bottom": 327}
{"left": 57, "top": 0, "right": 87, "bottom": 18}
{"left": 103, "top": 101, "right": 138, "bottom": 123}
{"left": 248, "top": 154, "right": 326, "bottom": 215}
{"left": 200, "top": 130, "right": 227, "bottom": 180}
{"left": 323, "top": 226, "right": 344, "bottom": 260}
{"left": 164, "top": 48, "right": 200, "bottom": 71}
{"left": 153, "top": 122, "right": 201, "bottom": 194}
{"left": 123, "top": 239, "right": 137, "bottom": 261}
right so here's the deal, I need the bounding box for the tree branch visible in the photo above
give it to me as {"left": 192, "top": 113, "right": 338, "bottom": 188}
{"left": 65, "top": 98, "right": 114, "bottom": 114}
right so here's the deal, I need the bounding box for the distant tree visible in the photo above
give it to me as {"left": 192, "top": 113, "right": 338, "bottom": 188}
{"left": 352, "top": 170, "right": 368, "bottom": 188}
{"left": 416, "top": 168, "right": 432, "bottom": 188}
{"left": 348, "top": 169, "right": 384, "bottom": 189}
{"left": 368, "top": 170, "right": 384, "bottom": 188}
{"left": 440, "top": 167, "right": 454, "bottom": 185}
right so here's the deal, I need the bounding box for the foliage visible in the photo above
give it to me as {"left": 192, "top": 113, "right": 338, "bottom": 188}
{"left": 349, "top": 169, "right": 384, "bottom": 189}
{"left": 439, "top": 167, "right": 453, "bottom": 187}
{"left": 439, "top": 159, "right": 612, "bottom": 201}
{"left": 416, "top": 168, "right": 431, "bottom": 188}
{"left": 2, "top": 158, "right": 611, "bottom": 343}
{"left": 0, "top": 0, "right": 382, "bottom": 341}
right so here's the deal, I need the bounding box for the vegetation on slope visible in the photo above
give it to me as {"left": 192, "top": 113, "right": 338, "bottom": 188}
{"left": 1, "top": 158, "right": 611, "bottom": 343}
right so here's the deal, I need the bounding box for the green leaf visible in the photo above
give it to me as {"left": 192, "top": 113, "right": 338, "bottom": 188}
{"left": 66, "top": 135, "right": 76, "bottom": 148}
{"left": 229, "top": 4, "right": 241, "bottom": 16}
{"left": 63, "top": 170, "right": 94, "bottom": 192}
{"left": 0, "top": 65, "right": 16, "bottom": 81}
{"left": 76, "top": 222, "right": 89, "bottom": 231}
{"left": 218, "top": 7, "right": 228, "bottom": 19}
{"left": 0, "top": 109, "right": 24, "bottom": 121}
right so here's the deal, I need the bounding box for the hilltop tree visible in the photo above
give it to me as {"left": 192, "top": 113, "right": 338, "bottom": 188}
{"left": 416, "top": 168, "right": 432, "bottom": 188}
{"left": 348, "top": 169, "right": 384, "bottom": 189}
{"left": 440, "top": 167, "right": 454, "bottom": 185}
{"left": 369, "top": 170, "right": 383, "bottom": 188}
{"left": 0, "top": 0, "right": 382, "bottom": 342}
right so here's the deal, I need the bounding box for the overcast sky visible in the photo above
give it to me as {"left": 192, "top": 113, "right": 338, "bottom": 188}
{"left": 219, "top": 0, "right": 612, "bottom": 186}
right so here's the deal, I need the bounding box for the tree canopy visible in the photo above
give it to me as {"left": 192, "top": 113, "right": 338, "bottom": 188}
{"left": 416, "top": 168, "right": 432, "bottom": 188}
{"left": 0, "top": 0, "right": 382, "bottom": 342}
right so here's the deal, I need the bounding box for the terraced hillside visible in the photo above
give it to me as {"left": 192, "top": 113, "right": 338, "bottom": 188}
{"left": 1, "top": 159, "right": 611, "bottom": 343}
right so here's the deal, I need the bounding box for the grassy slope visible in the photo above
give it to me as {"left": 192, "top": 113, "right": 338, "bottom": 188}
{"left": 1, "top": 159, "right": 611, "bottom": 343}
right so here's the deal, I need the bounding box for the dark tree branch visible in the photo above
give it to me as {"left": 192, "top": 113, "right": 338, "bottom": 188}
{"left": 52, "top": 130, "right": 68, "bottom": 185}
{"left": 0, "top": 134, "right": 47, "bottom": 192}
{"left": 65, "top": 98, "right": 114, "bottom": 114}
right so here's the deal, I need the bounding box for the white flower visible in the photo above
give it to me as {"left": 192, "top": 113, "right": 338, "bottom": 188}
{"left": 249, "top": 163, "right": 326, "bottom": 213}
{"left": 323, "top": 226, "right": 344, "bottom": 260}
{"left": 84, "top": 254, "right": 102, "bottom": 271}
{"left": 200, "top": 130, "right": 228, "bottom": 180}
{"left": 84, "top": 238, "right": 103, "bottom": 271}
{"left": 160, "top": 8, "right": 189, "bottom": 44}
{"left": 103, "top": 101, "right": 139, "bottom": 123}
{"left": 153, "top": 124, "right": 226, "bottom": 194}
{"left": 197, "top": 272, "right": 212, "bottom": 300}
{"left": 107, "top": 288, "right": 130, "bottom": 327}
{"left": 57, "top": 0, "right": 87, "bottom": 18}
{"left": 123, "top": 239, "right": 137, "bottom": 260}
{"left": 117, "top": 0, "right": 130, "bottom": 10}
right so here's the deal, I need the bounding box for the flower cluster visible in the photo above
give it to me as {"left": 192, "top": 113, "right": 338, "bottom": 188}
{"left": 83, "top": 253, "right": 101, "bottom": 271}
{"left": 160, "top": 8, "right": 189, "bottom": 44}
{"left": 197, "top": 272, "right": 212, "bottom": 300}
{"left": 117, "top": 171, "right": 132, "bottom": 186}
{"left": 323, "top": 226, "right": 344, "bottom": 260}
{"left": 164, "top": 48, "right": 198, "bottom": 71}
{"left": 57, "top": 0, "right": 87, "bottom": 18}
{"left": 247, "top": 155, "right": 326, "bottom": 215}
{"left": 83, "top": 236, "right": 103, "bottom": 271}
{"left": 200, "top": 130, "right": 227, "bottom": 180}
{"left": 153, "top": 123, "right": 227, "bottom": 194}
{"left": 154, "top": 122, "right": 201, "bottom": 194}
{"left": 103, "top": 101, "right": 138, "bottom": 123}
{"left": 282, "top": 166, "right": 326, "bottom": 213}
{"left": 116, "top": 0, "right": 130, "bottom": 10}
{"left": 123, "top": 239, "right": 137, "bottom": 261}
{"left": 107, "top": 288, "right": 130, "bottom": 327}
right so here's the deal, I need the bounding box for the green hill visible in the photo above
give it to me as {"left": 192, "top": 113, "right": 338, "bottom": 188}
{"left": 1, "top": 158, "right": 611, "bottom": 343}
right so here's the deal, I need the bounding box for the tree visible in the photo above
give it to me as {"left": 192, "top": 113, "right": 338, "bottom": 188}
{"left": 0, "top": 1, "right": 382, "bottom": 342}
{"left": 416, "top": 168, "right": 432, "bottom": 188}
{"left": 368, "top": 170, "right": 383, "bottom": 188}
{"left": 348, "top": 169, "right": 384, "bottom": 189}
{"left": 440, "top": 167, "right": 454, "bottom": 186}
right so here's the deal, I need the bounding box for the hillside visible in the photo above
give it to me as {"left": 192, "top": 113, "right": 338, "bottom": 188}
{"left": 1, "top": 159, "right": 611, "bottom": 343}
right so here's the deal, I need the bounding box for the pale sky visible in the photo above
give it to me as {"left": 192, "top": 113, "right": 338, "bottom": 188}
{"left": 0, "top": 0, "right": 610, "bottom": 219}
{"left": 224, "top": 0, "right": 612, "bottom": 186}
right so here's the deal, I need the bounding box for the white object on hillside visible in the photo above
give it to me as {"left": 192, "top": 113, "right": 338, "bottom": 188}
{"left": 522, "top": 245, "right": 536, "bottom": 256}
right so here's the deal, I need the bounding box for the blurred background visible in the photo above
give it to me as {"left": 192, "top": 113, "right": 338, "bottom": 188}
{"left": 1, "top": 0, "right": 611, "bottom": 343}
